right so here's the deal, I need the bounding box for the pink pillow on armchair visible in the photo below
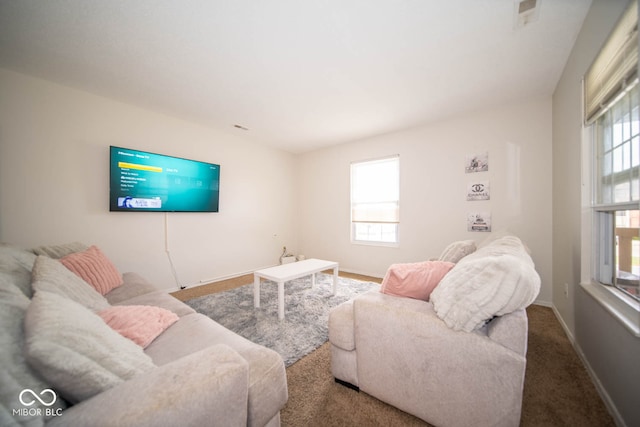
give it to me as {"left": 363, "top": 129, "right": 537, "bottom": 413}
{"left": 381, "top": 260, "right": 455, "bottom": 301}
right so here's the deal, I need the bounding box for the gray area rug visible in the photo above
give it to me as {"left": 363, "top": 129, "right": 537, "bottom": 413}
{"left": 185, "top": 273, "right": 379, "bottom": 366}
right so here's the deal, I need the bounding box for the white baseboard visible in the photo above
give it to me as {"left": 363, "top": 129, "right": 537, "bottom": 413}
{"left": 338, "top": 267, "right": 384, "bottom": 280}
{"left": 170, "top": 269, "right": 260, "bottom": 292}
{"left": 174, "top": 263, "right": 384, "bottom": 293}
{"left": 533, "top": 299, "right": 552, "bottom": 308}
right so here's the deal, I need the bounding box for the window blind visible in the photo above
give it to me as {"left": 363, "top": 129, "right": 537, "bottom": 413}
{"left": 584, "top": 0, "right": 638, "bottom": 125}
{"left": 351, "top": 155, "right": 399, "bottom": 224}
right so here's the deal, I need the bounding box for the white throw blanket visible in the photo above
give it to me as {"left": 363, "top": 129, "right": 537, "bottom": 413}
{"left": 430, "top": 236, "right": 540, "bottom": 332}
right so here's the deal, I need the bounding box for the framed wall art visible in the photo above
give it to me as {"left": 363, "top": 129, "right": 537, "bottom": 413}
{"left": 467, "top": 212, "right": 491, "bottom": 232}
{"left": 466, "top": 180, "right": 490, "bottom": 201}
{"left": 465, "top": 152, "right": 488, "bottom": 173}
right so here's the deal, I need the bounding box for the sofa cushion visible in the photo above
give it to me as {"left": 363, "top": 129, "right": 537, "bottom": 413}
{"left": 380, "top": 261, "right": 454, "bottom": 301}
{"left": 437, "top": 239, "right": 477, "bottom": 263}
{"left": 31, "top": 255, "right": 110, "bottom": 312}
{"left": 0, "top": 243, "right": 37, "bottom": 297}
{"left": 117, "top": 291, "right": 196, "bottom": 317}
{"left": 105, "top": 272, "right": 158, "bottom": 304}
{"left": 0, "top": 278, "right": 67, "bottom": 425}
{"left": 24, "top": 291, "right": 155, "bottom": 404}
{"left": 430, "top": 238, "right": 540, "bottom": 332}
{"left": 98, "top": 305, "right": 179, "bottom": 348}
{"left": 60, "top": 245, "right": 123, "bottom": 295}
{"left": 32, "top": 242, "right": 89, "bottom": 259}
{"left": 105, "top": 273, "right": 194, "bottom": 317}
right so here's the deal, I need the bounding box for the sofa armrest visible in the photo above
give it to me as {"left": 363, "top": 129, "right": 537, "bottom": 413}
{"left": 353, "top": 291, "right": 527, "bottom": 427}
{"left": 49, "top": 344, "right": 249, "bottom": 427}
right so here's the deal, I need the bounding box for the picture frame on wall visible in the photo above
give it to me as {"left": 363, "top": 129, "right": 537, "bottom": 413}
{"left": 466, "top": 180, "right": 490, "bottom": 201}
{"left": 467, "top": 212, "right": 491, "bottom": 232}
{"left": 465, "top": 152, "right": 489, "bottom": 173}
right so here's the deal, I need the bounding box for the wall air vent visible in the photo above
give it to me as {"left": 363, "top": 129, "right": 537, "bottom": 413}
{"left": 514, "top": 0, "right": 540, "bottom": 29}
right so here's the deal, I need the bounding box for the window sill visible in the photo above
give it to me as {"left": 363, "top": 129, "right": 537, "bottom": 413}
{"left": 580, "top": 281, "right": 640, "bottom": 337}
{"left": 350, "top": 240, "right": 400, "bottom": 248}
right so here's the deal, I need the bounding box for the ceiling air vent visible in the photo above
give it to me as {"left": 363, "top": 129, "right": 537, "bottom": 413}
{"left": 519, "top": 0, "right": 537, "bottom": 14}
{"left": 514, "top": 0, "right": 540, "bottom": 29}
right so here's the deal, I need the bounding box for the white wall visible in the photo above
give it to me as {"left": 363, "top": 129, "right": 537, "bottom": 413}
{"left": 0, "top": 69, "right": 297, "bottom": 291}
{"left": 552, "top": 1, "right": 640, "bottom": 426}
{"left": 297, "top": 97, "right": 553, "bottom": 304}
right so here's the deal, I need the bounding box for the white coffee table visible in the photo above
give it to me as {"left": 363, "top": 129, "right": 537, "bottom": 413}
{"left": 253, "top": 258, "right": 339, "bottom": 320}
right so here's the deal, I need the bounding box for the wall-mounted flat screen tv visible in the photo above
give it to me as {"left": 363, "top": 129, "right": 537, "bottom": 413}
{"left": 110, "top": 146, "right": 220, "bottom": 212}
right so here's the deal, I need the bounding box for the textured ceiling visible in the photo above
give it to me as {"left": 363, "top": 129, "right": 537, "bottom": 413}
{"left": 0, "top": 0, "right": 592, "bottom": 153}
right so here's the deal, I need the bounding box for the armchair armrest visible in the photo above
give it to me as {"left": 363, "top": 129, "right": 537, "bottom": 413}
{"left": 49, "top": 344, "right": 249, "bottom": 427}
{"left": 486, "top": 308, "right": 528, "bottom": 355}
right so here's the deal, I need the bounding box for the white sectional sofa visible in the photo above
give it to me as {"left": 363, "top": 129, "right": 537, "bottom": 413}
{"left": 1, "top": 242, "right": 288, "bottom": 427}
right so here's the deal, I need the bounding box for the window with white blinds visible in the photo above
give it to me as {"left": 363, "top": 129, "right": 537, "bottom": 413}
{"left": 584, "top": 0, "right": 640, "bottom": 302}
{"left": 350, "top": 155, "right": 399, "bottom": 245}
{"left": 584, "top": 0, "right": 638, "bottom": 125}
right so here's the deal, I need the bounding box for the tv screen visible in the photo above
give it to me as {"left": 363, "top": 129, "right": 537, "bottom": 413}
{"left": 110, "top": 146, "right": 220, "bottom": 212}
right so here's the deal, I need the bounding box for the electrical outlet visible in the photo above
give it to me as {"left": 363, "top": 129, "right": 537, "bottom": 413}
{"left": 564, "top": 283, "right": 569, "bottom": 298}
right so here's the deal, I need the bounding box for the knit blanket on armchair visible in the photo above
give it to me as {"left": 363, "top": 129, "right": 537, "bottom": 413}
{"left": 430, "top": 235, "right": 540, "bottom": 332}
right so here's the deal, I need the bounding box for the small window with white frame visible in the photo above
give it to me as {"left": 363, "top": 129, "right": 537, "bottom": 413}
{"left": 350, "top": 155, "right": 400, "bottom": 245}
{"left": 584, "top": 0, "right": 639, "bottom": 302}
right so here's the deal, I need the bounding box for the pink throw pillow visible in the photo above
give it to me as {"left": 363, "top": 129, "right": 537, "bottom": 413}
{"left": 381, "top": 260, "right": 455, "bottom": 301}
{"left": 60, "top": 245, "right": 123, "bottom": 295}
{"left": 98, "top": 305, "right": 179, "bottom": 348}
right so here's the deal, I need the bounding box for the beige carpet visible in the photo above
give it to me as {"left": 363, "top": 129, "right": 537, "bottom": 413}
{"left": 172, "top": 274, "right": 615, "bottom": 426}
